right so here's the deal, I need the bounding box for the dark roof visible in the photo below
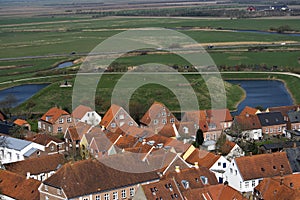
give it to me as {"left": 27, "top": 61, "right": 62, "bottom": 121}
{"left": 0, "top": 121, "right": 14, "bottom": 135}
{"left": 285, "top": 147, "right": 300, "bottom": 173}
{"left": 288, "top": 111, "right": 300, "bottom": 123}
{"left": 26, "top": 134, "right": 64, "bottom": 146}
{"left": 43, "top": 159, "right": 159, "bottom": 198}
{"left": 257, "top": 112, "right": 285, "bottom": 126}
{"left": 261, "top": 141, "right": 300, "bottom": 151}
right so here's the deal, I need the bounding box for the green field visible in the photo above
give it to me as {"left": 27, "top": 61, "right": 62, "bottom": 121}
{"left": 1, "top": 16, "right": 300, "bottom": 116}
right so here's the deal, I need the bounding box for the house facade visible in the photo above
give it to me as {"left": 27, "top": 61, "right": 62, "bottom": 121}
{"left": 100, "top": 104, "right": 138, "bottom": 132}
{"left": 38, "top": 107, "right": 74, "bottom": 135}
{"left": 233, "top": 114, "right": 262, "bottom": 140}
{"left": 72, "top": 105, "right": 102, "bottom": 126}
{"left": 39, "top": 159, "right": 160, "bottom": 200}
{"left": 224, "top": 152, "right": 293, "bottom": 193}
{"left": 257, "top": 112, "right": 286, "bottom": 136}
{"left": 0, "top": 136, "right": 44, "bottom": 164}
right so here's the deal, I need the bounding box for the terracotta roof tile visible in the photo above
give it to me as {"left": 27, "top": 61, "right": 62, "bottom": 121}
{"left": 235, "top": 152, "right": 292, "bottom": 181}
{"left": 0, "top": 170, "right": 40, "bottom": 200}
{"left": 183, "top": 184, "right": 247, "bottom": 200}
{"left": 240, "top": 106, "right": 260, "bottom": 116}
{"left": 99, "top": 104, "right": 121, "bottom": 127}
{"left": 40, "top": 107, "right": 69, "bottom": 124}
{"left": 26, "top": 133, "right": 63, "bottom": 146}
{"left": 185, "top": 148, "right": 220, "bottom": 168}
{"left": 4, "top": 154, "right": 66, "bottom": 176}
{"left": 140, "top": 101, "right": 179, "bottom": 126}
{"left": 72, "top": 105, "right": 93, "bottom": 119}
{"left": 67, "top": 127, "right": 80, "bottom": 141}
{"left": 164, "top": 167, "right": 218, "bottom": 189}
{"left": 43, "top": 159, "right": 159, "bottom": 198}
{"left": 14, "top": 119, "right": 29, "bottom": 126}
{"left": 254, "top": 174, "right": 300, "bottom": 200}
{"left": 234, "top": 114, "right": 262, "bottom": 131}
{"left": 142, "top": 178, "right": 183, "bottom": 200}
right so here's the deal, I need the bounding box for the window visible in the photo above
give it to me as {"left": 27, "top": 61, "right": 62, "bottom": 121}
{"left": 45, "top": 196, "right": 49, "bottom": 200}
{"left": 57, "top": 189, "right": 61, "bottom": 195}
{"left": 119, "top": 114, "right": 124, "bottom": 120}
{"left": 95, "top": 195, "right": 100, "bottom": 200}
{"left": 265, "top": 128, "right": 269, "bottom": 133}
{"left": 121, "top": 189, "right": 126, "bottom": 199}
{"left": 50, "top": 145, "right": 55, "bottom": 151}
{"left": 245, "top": 182, "right": 249, "bottom": 188}
{"left": 162, "top": 112, "right": 166, "bottom": 116}
{"left": 48, "top": 126, "right": 51, "bottom": 132}
{"left": 112, "top": 191, "right": 118, "bottom": 200}
{"left": 230, "top": 168, "right": 233, "bottom": 173}
{"left": 67, "top": 117, "right": 72, "bottom": 123}
{"left": 58, "top": 127, "right": 62, "bottom": 132}
{"left": 240, "top": 182, "right": 242, "bottom": 189}
{"left": 252, "top": 180, "right": 256, "bottom": 187}
{"left": 111, "top": 123, "right": 116, "bottom": 128}
{"left": 45, "top": 185, "right": 48, "bottom": 191}
{"left": 270, "top": 128, "right": 273, "bottom": 133}
{"left": 43, "top": 124, "right": 46, "bottom": 130}
{"left": 130, "top": 188, "right": 135, "bottom": 197}
{"left": 16, "top": 153, "right": 20, "bottom": 160}
{"left": 104, "top": 193, "right": 109, "bottom": 200}
{"left": 153, "top": 119, "right": 158, "bottom": 125}
{"left": 83, "top": 198, "right": 89, "bottom": 200}
{"left": 218, "top": 162, "right": 221, "bottom": 166}
{"left": 235, "top": 170, "right": 237, "bottom": 175}
{"left": 170, "top": 118, "right": 175, "bottom": 123}
{"left": 278, "top": 127, "right": 282, "bottom": 132}
{"left": 223, "top": 163, "right": 226, "bottom": 168}
{"left": 128, "top": 121, "right": 133, "bottom": 126}
{"left": 59, "top": 118, "right": 64, "bottom": 124}
{"left": 7, "top": 152, "right": 12, "bottom": 160}
{"left": 162, "top": 119, "right": 167, "bottom": 124}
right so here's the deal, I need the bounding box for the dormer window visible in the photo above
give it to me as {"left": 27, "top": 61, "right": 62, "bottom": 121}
{"left": 200, "top": 176, "right": 208, "bottom": 185}
{"left": 45, "top": 116, "right": 51, "bottom": 121}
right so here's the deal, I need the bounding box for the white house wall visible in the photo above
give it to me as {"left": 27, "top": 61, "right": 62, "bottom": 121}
{"left": 209, "top": 156, "right": 230, "bottom": 183}
{"left": 80, "top": 111, "right": 102, "bottom": 126}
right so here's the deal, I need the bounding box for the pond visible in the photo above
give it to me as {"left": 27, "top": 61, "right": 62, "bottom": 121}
{"left": 55, "top": 61, "right": 74, "bottom": 69}
{"left": 227, "top": 80, "right": 294, "bottom": 116}
{"left": 0, "top": 84, "right": 49, "bottom": 107}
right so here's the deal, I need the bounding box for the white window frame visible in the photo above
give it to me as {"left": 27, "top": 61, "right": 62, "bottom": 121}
{"left": 95, "top": 195, "right": 100, "bottom": 200}
{"left": 112, "top": 191, "right": 118, "bottom": 200}
{"left": 130, "top": 188, "right": 135, "bottom": 197}
{"left": 104, "top": 193, "right": 110, "bottom": 200}
{"left": 170, "top": 118, "right": 175, "bottom": 123}
{"left": 245, "top": 181, "right": 249, "bottom": 188}
{"left": 119, "top": 114, "right": 124, "bottom": 120}
{"left": 67, "top": 117, "right": 72, "bottom": 123}
{"left": 121, "top": 189, "right": 126, "bottom": 199}
{"left": 111, "top": 123, "right": 116, "bottom": 128}
{"left": 59, "top": 118, "right": 64, "bottom": 124}
{"left": 58, "top": 127, "right": 63, "bottom": 132}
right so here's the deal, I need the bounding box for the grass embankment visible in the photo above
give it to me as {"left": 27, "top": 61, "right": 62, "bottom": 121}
{"left": 12, "top": 74, "right": 244, "bottom": 115}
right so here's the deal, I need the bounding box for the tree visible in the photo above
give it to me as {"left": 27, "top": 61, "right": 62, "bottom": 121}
{"left": 193, "top": 129, "right": 204, "bottom": 148}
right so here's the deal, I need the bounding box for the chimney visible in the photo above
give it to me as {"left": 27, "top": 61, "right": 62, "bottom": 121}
{"left": 280, "top": 170, "right": 284, "bottom": 185}
{"left": 194, "top": 162, "right": 199, "bottom": 169}
{"left": 175, "top": 166, "right": 180, "bottom": 173}
{"left": 26, "top": 172, "right": 30, "bottom": 179}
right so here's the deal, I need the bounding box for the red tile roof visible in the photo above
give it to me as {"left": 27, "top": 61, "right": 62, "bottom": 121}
{"left": 66, "top": 127, "right": 80, "bottom": 141}
{"left": 99, "top": 104, "right": 121, "bottom": 127}
{"left": 43, "top": 159, "right": 159, "bottom": 198}
{"left": 255, "top": 174, "right": 300, "bottom": 200}
{"left": 40, "top": 107, "right": 69, "bottom": 124}
{"left": 183, "top": 184, "right": 247, "bottom": 200}
{"left": 235, "top": 152, "right": 293, "bottom": 181}
{"left": 140, "top": 101, "right": 179, "bottom": 126}
{"left": 185, "top": 148, "right": 220, "bottom": 169}
{"left": 26, "top": 133, "right": 63, "bottom": 146}
{"left": 71, "top": 105, "right": 93, "bottom": 119}
{"left": 234, "top": 114, "right": 262, "bottom": 131}
{"left": 13, "top": 119, "right": 29, "bottom": 126}
{"left": 0, "top": 170, "right": 40, "bottom": 200}
{"left": 240, "top": 106, "right": 260, "bottom": 116}
{"left": 164, "top": 167, "right": 218, "bottom": 189}
{"left": 141, "top": 178, "right": 183, "bottom": 200}
{"left": 4, "top": 154, "right": 66, "bottom": 176}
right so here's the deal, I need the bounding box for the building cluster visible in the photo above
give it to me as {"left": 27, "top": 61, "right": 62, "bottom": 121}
{"left": 0, "top": 102, "right": 300, "bottom": 199}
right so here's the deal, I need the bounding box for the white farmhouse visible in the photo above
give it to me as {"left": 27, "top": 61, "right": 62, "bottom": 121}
{"left": 72, "top": 105, "right": 102, "bottom": 126}
{"left": 0, "top": 136, "right": 44, "bottom": 164}
{"left": 224, "top": 152, "right": 292, "bottom": 193}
